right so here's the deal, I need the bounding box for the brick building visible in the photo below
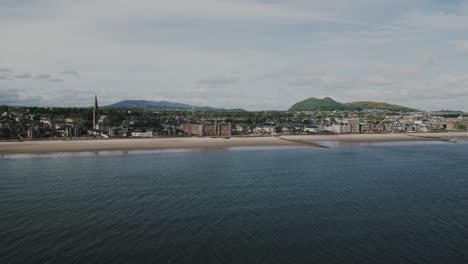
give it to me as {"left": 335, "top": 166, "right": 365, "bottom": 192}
{"left": 183, "top": 123, "right": 232, "bottom": 137}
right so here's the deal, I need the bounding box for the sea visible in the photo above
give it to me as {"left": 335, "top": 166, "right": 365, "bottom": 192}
{"left": 1, "top": 141, "right": 468, "bottom": 264}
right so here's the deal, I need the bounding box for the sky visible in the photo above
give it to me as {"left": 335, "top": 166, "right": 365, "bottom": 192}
{"left": 1, "top": 0, "right": 468, "bottom": 111}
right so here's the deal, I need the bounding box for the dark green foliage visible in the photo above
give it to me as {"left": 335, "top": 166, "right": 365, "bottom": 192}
{"left": 0, "top": 105, "right": 9, "bottom": 113}
{"left": 73, "top": 118, "right": 91, "bottom": 130}
{"left": 106, "top": 109, "right": 126, "bottom": 126}
{"left": 289, "top": 97, "right": 347, "bottom": 111}
{"left": 289, "top": 97, "right": 418, "bottom": 112}
{"left": 344, "top": 101, "right": 417, "bottom": 112}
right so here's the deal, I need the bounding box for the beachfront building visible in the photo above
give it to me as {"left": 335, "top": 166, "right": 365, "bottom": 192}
{"left": 131, "top": 130, "right": 154, "bottom": 137}
{"left": 304, "top": 125, "right": 320, "bottom": 133}
{"left": 254, "top": 125, "right": 276, "bottom": 135}
{"left": 183, "top": 123, "right": 232, "bottom": 137}
{"left": 447, "top": 121, "right": 457, "bottom": 130}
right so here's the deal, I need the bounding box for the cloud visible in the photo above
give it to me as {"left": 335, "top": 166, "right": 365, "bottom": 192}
{"left": 399, "top": 9, "right": 468, "bottom": 31}
{"left": 48, "top": 78, "right": 65, "bottom": 83}
{"left": 0, "top": 88, "right": 42, "bottom": 105}
{"left": 60, "top": 70, "right": 79, "bottom": 77}
{"left": 0, "top": 73, "right": 13, "bottom": 80}
{"left": 0, "top": 68, "right": 13, "bottom": 73}
{"left": 456, "top": 41, "right": 468, "bottom": 53}
{"left": 35, "top": 74, "right": 51, "bottom": 80}
{"left": 195, "top": 76, "right": 240, "bottom": 88}
{"left": 14, "top": 73, "right": 32, "bottom": 79}
{"left": 1, "top": 0, "right": 468, "bottom": 110}
{"left": 0, "top": 89, "right": 20, "bottom": 104}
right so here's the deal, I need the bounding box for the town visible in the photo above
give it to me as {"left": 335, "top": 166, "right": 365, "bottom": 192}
{"left": 0, "top": 97, "right": 467, "bottom": 140}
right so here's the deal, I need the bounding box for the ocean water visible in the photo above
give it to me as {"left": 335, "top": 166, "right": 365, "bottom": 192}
{"left": 1, "top": 143, "right": 468, "bottom": 264}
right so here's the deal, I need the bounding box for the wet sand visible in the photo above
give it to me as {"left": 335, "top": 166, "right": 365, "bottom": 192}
{"left": 0, "top": 137, "right": 305, "bottom": 155}
{"left": 1, "top": 132, "right": 468, "bottom": 154}
{"left": 280, "top": 132, "right": 468, "bottom": 143}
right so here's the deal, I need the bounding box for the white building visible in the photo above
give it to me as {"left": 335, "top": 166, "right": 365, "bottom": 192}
{"left": 254, "top": 126, "right": 276, "bottom": 134}
{"left": 304, "top": 125, "right": 320, "bottom": 133}
{"left": 131, "top": 131, "right": 154, "bottom": 137}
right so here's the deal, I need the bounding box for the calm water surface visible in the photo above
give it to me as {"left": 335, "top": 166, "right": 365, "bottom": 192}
{"left": 1, "top": 143, "right": 468, "bottom": 264}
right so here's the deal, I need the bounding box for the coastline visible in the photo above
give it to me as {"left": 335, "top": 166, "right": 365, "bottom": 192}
{"left": 0, "top": 136, "right": 306, "bottom": 155}
{"left": 1, "top": 132, "right": 468, "bottom": 155}
{"left": 280, "top": 132, "right": 468, "bottom": 142}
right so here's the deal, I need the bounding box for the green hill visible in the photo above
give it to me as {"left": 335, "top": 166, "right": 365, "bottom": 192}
{"left": 289, "top": 97, "right": 346, "bottom": 111}
{"left": 289, "top": 97, "right": 417, "bottom": 112}
{"left": 345, "top": 101, "right": 417, "bottom": 112}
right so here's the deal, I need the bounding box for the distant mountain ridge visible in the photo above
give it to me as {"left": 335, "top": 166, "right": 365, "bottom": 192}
{"left": 105, "top": 100, "right": 246, "bottom": 112}
{"left": 289, "top": 97, "right": 418, "bottom": 112}
{"left": 106, "top": 98, "right": 417, "bottom": 112}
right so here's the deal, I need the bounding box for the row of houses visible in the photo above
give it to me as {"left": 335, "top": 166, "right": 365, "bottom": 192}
{"left": 2, "top": 107, "right": 467, "bottom": 140}
{"left": 230, "top": 116, "right": 467, "bottom": 135}
{"left": 0, "top": 111, "right": 84, "bottom": 139}
{"left": 183, "top": 123, "right": 232, "bottom": 137}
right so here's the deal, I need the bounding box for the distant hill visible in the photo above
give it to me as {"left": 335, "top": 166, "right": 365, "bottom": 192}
{"left": 105, "top": 100, "right": 245, "bottom": 112}
{"left": 289, "top": 97, "right": 346, "bottom": 111}
{"left": 289, "top": 97, "right": 418, "bottom": 112}
{"left": 344, "top": 101, "right": 418, "bottom": 112}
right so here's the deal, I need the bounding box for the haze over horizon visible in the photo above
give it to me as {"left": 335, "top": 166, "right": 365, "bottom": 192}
{"left": 1, "top": 0, "right": 468, "bottom": 111}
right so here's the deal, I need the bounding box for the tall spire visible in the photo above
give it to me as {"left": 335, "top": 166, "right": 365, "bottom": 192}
{"left": 93, "top": 94, "right": 99, "bottom": 130}
{"left": 94, "top": 94, "right": 99, "bottom": 113}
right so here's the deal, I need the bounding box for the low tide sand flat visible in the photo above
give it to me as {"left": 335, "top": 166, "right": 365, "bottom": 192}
{"left": 280, "top": 132, "right": 468, "bottom": 142}
{"left": 1, "top": 132, "right": 468, "bottom": 155}
{"left": 0, "top": 137, "right": 304, "bottom": 155}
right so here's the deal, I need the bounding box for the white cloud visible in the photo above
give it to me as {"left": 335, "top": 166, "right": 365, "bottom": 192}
{"left": 401, "top": 13, "right": 465, "bottom": 30}
{"left": 1, "top": 0, "right": 468, "bottom": 110}
{"left": 456, "top": 41, "right": 468, "bottom": 53}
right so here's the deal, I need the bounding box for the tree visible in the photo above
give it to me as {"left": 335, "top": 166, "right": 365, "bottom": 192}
{"left": 149, "top": 119, "right": 161, "bottom": 128}
{"left": 73, "top": 118, "right": 91, "bottom": 130}
{"left": 106, "top": 109, "right": 125, "bottom": 126}
{"left": 0, "top": 105, "right": 9, "bottom": 113}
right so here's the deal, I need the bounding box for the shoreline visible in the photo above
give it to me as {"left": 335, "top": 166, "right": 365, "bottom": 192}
{"left": 0, "top": 136, "right": 306, "bottom": 155}
{"left": 1, "top": 132, "right": 468, "bottom": 155}
{"left": 280, "top": 132, "right": 468, "bottom": 143}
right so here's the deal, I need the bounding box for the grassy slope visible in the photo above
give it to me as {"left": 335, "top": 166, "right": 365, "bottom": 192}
{"left": 344, "top": 101, "right": 417, "bottom": 112}
{"left": 289, "top": 97, "right": 346, "bottom": 111}
{"left": 289, "top": 98, "right": 418, "bottom": 112}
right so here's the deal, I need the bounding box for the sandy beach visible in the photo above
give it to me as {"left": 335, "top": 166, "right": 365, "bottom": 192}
{"left": 1, "top": 132, "right": 468, "bottom": 155}
{"left": 0, "top": 136, "right": 305, "bottom": 155}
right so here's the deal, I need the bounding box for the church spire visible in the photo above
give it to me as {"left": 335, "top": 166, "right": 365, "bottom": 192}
{"left": 94, "top": 94, "right": 99, "bottom": 112}
{"left": 93, "top": 94, "right": 99, "bottom": 130}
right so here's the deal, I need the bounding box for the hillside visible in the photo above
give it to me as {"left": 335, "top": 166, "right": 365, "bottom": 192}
{"left": 289, "top": 97, "right": 346, "bottom": 111}
{"left": 105, "top": 100, "right": 245, "bottom": 112}
{"left": 344, "top": 101, "right": 418, "bottom": 112}
{"left": 289, "top": 97, "right": 417, "bottom": 112}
